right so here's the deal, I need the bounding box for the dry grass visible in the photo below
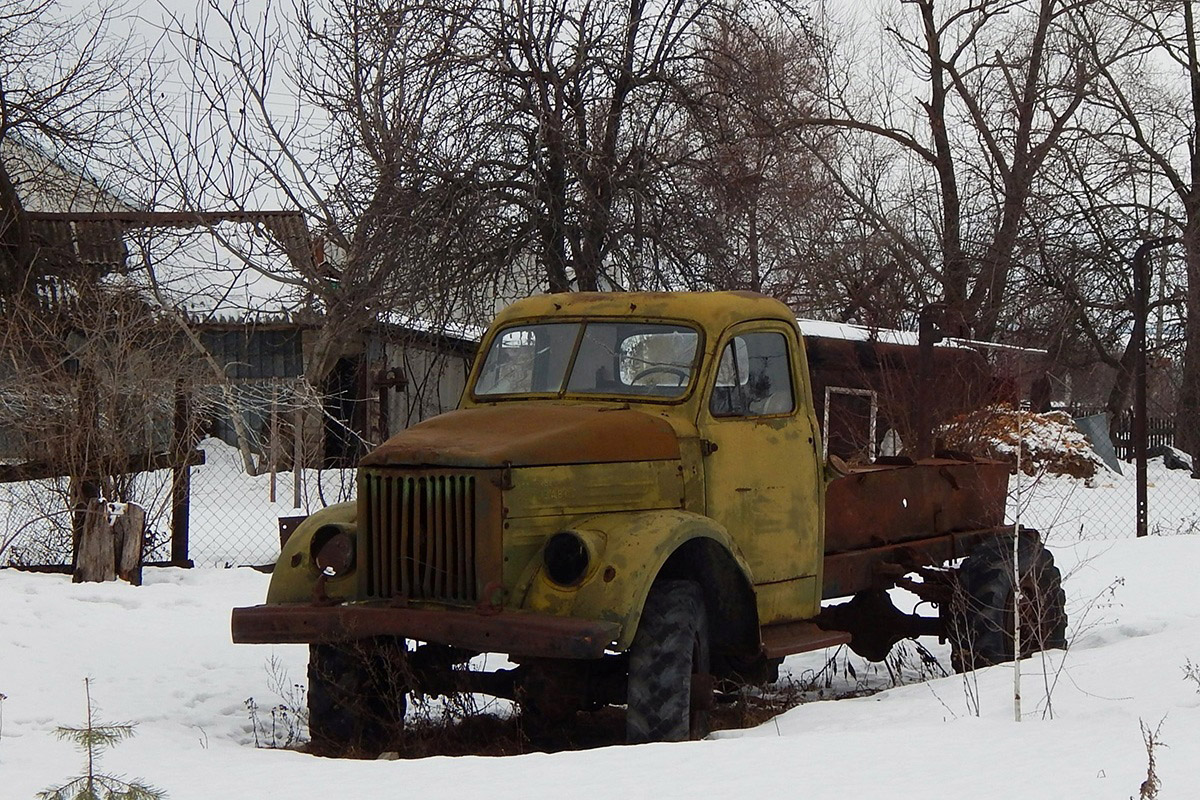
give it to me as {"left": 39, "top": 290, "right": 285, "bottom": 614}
{"left": 941, "top": 405, "right": 1103, "bottom": 479}
{"left": 305, "top": 641, "right": 953, "bottom": 759}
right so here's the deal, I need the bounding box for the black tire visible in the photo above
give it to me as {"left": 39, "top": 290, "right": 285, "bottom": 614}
{"left": 307, "top": 637, "right": 408, "bottom": 755}
{"left": 950, "top": 535, "right": 1068, "bottom": 672}
{"left": 626, "top": 580, "right": 711, "bottom": 743}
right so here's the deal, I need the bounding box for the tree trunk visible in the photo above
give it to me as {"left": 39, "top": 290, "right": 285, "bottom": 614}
{"left": 538, "top": 110, "right": 572, "bottom": 293}
{"left": 916, "top": 0, "right": 968, "bottom": 334}
{"left": 114, "top": 503, "right": 146, "bottom": 585}
{"left": 1104, "top": 333, "right": 1138, "bottom": 430}
{"left": 1180, "top": 1, "right": 1200, "bottom": 463}
{"left": 74, "top": 499, "right": 116, "bottom": 583}
{"left": 0, "top": 159, "right": 37, "bottom": 297}
{"left": 1176, "top": 221, "right": 1200, "bottom": 460}
{"left": 303, "top": 321, "right": 358, "bottom": 468}
{"left": 74, "top": 498, "right": 146, "bottom": 584}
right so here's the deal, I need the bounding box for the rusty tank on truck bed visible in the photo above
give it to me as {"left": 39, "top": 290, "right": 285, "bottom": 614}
{"left": 232, "top": 291, "right": 1066, "bottom": 751}
{"left": 823, "top": 456, "right": 1010, "bottom": 598}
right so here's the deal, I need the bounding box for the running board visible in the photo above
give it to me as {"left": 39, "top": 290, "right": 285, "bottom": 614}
{"left": 761, "top": 621, "right": 852, "bottom": 659}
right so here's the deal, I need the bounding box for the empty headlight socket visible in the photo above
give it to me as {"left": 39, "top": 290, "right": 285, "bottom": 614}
{"left": 309, "top": 523, "right": 357, "bottom": 579}
{"left": 543, "top": 529, "right": 605, "bottom": 587}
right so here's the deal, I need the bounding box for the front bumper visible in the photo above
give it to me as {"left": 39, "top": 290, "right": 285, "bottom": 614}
{"left": 231, "top": 603, "right": 620, "bottom": 660}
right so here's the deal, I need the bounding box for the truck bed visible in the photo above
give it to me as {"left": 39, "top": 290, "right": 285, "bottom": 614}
{"left": 821, "top": 456, "right": 1010, "bottom": 598}
{"left": 825, "top": 456, "right": 1009, "bottom": 553}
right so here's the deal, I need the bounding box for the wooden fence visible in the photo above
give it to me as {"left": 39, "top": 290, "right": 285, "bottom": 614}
{"left": 1066, "top": 406, "right": 1178, "bottom": 461}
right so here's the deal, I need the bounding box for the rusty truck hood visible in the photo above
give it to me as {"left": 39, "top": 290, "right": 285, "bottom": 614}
{"left": 360, "top": 405, "right": 681, "bottom": 468}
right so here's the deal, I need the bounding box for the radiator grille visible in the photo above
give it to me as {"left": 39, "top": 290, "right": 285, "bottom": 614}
{"left": 362, "top": 471, "right": 477, "bottom": 602}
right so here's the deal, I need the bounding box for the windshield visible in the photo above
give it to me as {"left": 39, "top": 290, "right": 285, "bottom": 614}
{"left": 474, "top": 322, "right": 699, "bottom": 399}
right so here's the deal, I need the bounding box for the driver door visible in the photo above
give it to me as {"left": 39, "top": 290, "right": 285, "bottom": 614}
{"left": 699, "top": 322, "right": 823, "bottom": 624}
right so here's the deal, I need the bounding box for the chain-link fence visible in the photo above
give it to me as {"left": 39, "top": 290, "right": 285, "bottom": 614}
{"left": 186, "top": 438, "right": 356, "bottom": 567}
{"left": 4, "top": 373, "right": 1200, "bottom": 571}
{"left": 181, "top": 377, "right": 360, "bottom": 567}
{"left": 0, "top": 377, "right": 361, "bottom": 569}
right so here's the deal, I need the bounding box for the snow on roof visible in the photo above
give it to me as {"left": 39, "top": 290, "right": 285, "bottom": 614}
{"left": 433, "top": 308, "right": 953, "bottom": 349}
{"left": 797, "top": 317, "right": 1049, "bottom": 355}
{"left": 378, "top": 311, "right": 486, "bottom": 345}
{"left": 2, "top": 135, "right": 142, "bottom": 214}
{"left": 106, "top": 221, "right": 308, "bottom": 323}
{"left": 797, "top": 317, "right": 925, "bottom": 346}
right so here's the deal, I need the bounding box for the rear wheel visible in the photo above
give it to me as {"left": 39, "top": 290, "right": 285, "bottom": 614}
{"left": 949, "top": 535, "right": 1067, "bottom": 672}
{"left": 626, "top": 580, "right": 711, "bottom": 743}
{"left": 307, "top": 637, "right": 408, "bottom": 755}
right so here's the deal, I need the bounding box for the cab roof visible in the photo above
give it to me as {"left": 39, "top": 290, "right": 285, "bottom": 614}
{"left": 489, "top": 291, "right": 797, "bottom": 335}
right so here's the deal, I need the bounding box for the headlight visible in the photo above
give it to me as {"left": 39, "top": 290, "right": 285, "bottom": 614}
{"left": 543, "top": 531, "right": 590, "bottom": 587}
{"left": 310, "top": 524, "right": 356, "bottom": 578}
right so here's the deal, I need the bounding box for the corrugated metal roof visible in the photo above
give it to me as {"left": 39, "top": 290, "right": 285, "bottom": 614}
{"left": 26, "top": 210, "right": 314, "bottom": 274}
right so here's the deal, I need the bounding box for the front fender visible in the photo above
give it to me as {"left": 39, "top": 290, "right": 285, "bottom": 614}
{"left": 517, "top": 509, "right": 754, "bottom": 651}
{"left": 265, "top": 501, "right": 358, "bottom": 604}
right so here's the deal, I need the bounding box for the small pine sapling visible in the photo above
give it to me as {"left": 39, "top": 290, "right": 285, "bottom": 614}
{"left": 39, "top": 678, "right": 165, "bottom": 800}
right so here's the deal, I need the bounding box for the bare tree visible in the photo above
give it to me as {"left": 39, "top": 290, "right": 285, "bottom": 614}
{"left": 452, "top": 0, "right": 817, "bottom": 293}
{"left": 0, "top": 283, "right": 203, "bottom": 568}
{"left": 1074, "top": 0, "right": 1200, "bottom": 454}
{"left": 145, "top": 0, "right": 492, "bottom": 390}
{"left": 657, "top": 12, "right": 845, "bottom": 305}
{"left": 799, "top": 0, "right": 1097, "bottom": 340}
{"left": 146, "top": 0, "right": 820, "bottom": 354}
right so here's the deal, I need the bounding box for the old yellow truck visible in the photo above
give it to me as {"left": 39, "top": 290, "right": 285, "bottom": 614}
{"left": 232, "top": 291, "right": 1066, "bottom": 750}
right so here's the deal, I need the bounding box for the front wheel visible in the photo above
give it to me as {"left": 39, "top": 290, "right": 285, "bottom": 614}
{"left": 949, "top": 535, "right": 1067, "bottom": 672}
{"left": 626, "top": 580, "right": 711, "bottom": 743}
{"left": 307, "top": 637, "right": 408, "bottom": 755}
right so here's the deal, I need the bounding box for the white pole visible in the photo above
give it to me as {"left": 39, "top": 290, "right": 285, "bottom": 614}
{"left": 1012, "top": 407, "right": 1023, "bottom": 723}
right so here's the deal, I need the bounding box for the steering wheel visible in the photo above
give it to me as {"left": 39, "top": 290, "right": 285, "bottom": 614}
{"left": 632, "top": 366, "right": 689, "bottom": 386}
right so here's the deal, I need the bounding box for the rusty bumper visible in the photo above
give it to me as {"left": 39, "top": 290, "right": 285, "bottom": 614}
{"left": 231, "top": 603, "right": 620, "bottom": 660}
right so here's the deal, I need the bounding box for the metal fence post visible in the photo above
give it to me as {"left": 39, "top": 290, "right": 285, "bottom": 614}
{"left": 293, "top": 401, "right": 304, "bottom": 510}
{"left": 171, "top": 383, "right": 193, "bottom": 565}
{"left": 1132, "top": 237, "right": 1178, "bottom": 538}
{"left": 916, "top": 303, "right": 946, "bottom": 459}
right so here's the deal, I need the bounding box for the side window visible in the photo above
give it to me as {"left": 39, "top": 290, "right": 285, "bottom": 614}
{"left": 710, "top": 331, "right": 795, "bottom": 417}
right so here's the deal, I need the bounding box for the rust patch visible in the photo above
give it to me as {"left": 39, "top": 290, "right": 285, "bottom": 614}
{"left": 825, "top": 458, "right": 1009, "bottom": 555}
{"left": 759, "top": 620, "right": 852, "bottom": 659}
{"left": 821, "top": 525, "right": 1006, "bottom": 599}
{"left": 361, "top": 405, "right": 680, "bottom": 468}
{"left": 231, "top": 603, "right": 618, "bottom": 660}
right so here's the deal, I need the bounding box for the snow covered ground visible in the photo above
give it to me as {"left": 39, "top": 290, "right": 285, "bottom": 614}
{"left": 3, "top": 469, "right": 1200, "bottom": 797}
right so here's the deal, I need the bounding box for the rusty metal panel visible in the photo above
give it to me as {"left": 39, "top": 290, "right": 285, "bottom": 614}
{"left": 230, "top": 603, "right": 618, "bottom": 660}
{"left": 825, "top": 459, "right": 1009, "bottom": 555}
{"left": 399, "top": 477, "right": 411, "bottom": 596}
{"left": 361, "top": 405, "right": 681, "bottom": 469}
{"left": 760, "top": 620, "right": 852, "bottom": 659}
{"left": 821, "top": 525, "right": 1007, "bottom": 599}
{"left": 464, "top": 478, "right": 476, "bottom": 597}
{"left": 361, "top": 467, "right": 500, "bottom": 604}
{"left": 369, "top": 472, "right": 382, "bottom": 595}
{"left": 802, "top": 335, "right": 993, "bottom": 463}
{"left": 277, "top": 515, "right": 307, "bottom": 548}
